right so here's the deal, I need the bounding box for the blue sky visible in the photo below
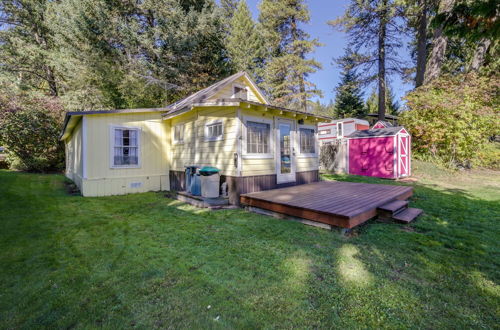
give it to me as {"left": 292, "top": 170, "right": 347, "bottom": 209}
{"left": 244, "top": 0, "right": 413, "bottom": 105}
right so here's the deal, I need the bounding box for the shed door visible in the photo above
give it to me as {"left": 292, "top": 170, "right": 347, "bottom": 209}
{"left": 398, "top": 134, "right": 409, "bottom": 177}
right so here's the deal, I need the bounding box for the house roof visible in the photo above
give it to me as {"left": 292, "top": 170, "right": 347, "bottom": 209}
{"left": 162, "top": 98, "right": 332, "bottom": 120}
{"left": 165, "top": 71, "right": 269, "bottom": 115}
{"left": 60, "top": 71, "right": 332, "bottom": 140}
{"left": 59, "top": 107, "right": 167, "bottom": 140}
{"left": 347, "top": 126, "right": 405, "bottom": 138}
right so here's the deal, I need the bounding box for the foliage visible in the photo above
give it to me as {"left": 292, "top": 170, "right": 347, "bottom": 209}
{"left": 334, "top": 49, "right": 366, "bottom": 118}
{"left": 259, "top": 0, "right": 322, "bottom": 110}
{"left": 0, "top": 93, "right": 65, "bottom": 172}
{"left": 365, "top": 87, "right": 400, "bottom": 115}
{"left": 309, "top": 100, "right": 335, "bottom": 118}
{"left": 330, "top": 0, "right": 405, "bottom": 118}
{"left": 400, "top": 72, "right": 499, "bottom": 168}
{"left": 319, "top": 141, "right": 343, "bottom": 172}
{"left": 226, "top": 0, "right": 265, "bottom": 79}
{"left": 1, "top": 0, "right": 231, "bottom": 110}
{"left": 0, "top": 0, "right": 59, "bottom": 96}
{"left": 1, "top": 163, "right": 499, "bottom": 328}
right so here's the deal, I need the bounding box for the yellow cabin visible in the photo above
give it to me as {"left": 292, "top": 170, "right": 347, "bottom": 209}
{"left": 60, "top": 72, "right": 330, "bottom": 204}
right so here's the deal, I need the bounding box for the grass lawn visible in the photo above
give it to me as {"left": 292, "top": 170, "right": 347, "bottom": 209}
{"left": 0, "top": 161, "right": 499, "bottom": 328}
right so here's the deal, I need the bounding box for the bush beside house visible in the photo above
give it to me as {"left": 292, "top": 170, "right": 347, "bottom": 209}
{"left": 0, "top": 94, "right": 65, "bottom": 172}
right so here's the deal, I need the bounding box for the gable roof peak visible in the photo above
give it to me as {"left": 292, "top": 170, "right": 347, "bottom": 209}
{"left": 166, "top": 71, "right": 268, "bottom": 114}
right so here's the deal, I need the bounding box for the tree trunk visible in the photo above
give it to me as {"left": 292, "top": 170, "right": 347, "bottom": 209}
{"left": 468, "top": 38, "right": 491, "bottom": 72}
{"left": 424, "top": 0, "right": 454, "bottom": 84}
{"left": 291, "top": 15, "right": 307, "bottom": 112}
{"left": 378, "top": 0, "right": 387, "bottom": 121}
{"left": 46, "top": 65, "right": 58, "bottom": 97}
{"left": 415, "top": 0, "right": 427, "bottom": 87}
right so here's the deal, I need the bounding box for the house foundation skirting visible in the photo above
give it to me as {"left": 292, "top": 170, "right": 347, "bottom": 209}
{"left": 168, "top": 170, "right": 319, "bottom": 205}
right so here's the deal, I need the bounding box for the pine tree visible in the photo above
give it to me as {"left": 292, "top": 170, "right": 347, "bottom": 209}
{"left": 365, "top": 86, "right": 400, "bottom": 116}
{"left": 220, "top": 0, "right": 239, "bottom": 20}
{"left": 0, "top": 0, "right": 59, "bottom": 96}
{"left": 330, "top": 0, "right": 404, "bottom": 120}
{"left": 333, "top": 49, "right": 366, "bottom": 118}
{"left": 258, "top": 0, "right": 322, "bottom": 111}
{"left": 226, "top": 0, "right": 265, "bottom": 78}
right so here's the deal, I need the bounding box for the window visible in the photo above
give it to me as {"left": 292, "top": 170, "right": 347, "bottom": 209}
{"left": 299, "top": 128, "right": 315, "bottom": 154}
{"left": 337, "top": 123, "right": 343, "bottom": 137}
{"left": 247, "top": 121, "right": 270, "bottom": 154}
{"left": 205, "top": 121, "right": 223, "bottom": 141}
{"left": 319, "top": 129, "right": 331, "bottom": 135}
{"left": 112, "top": 127, "right": 139, "bottom": 167}
{"left": 233, "top": 85, "right": 248, "bottom": 100}
{"left": 174, "top": 124, "right": 184, "bottom": 143}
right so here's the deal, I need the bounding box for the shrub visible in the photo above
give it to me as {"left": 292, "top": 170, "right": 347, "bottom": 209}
{"left": 0, "top": 94, "right": 65, "bottom": 172}
{"left": 400, "top": 73, "right": 499, "bottom": 169}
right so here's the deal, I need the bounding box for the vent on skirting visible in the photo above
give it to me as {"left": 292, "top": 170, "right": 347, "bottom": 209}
{"left": 130, "top": 182, "right": 142, "bottom": 188}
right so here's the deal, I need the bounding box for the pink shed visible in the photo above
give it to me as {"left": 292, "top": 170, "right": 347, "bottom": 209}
{"left": 347, "top": 127, "right": 411, "bottom": 179}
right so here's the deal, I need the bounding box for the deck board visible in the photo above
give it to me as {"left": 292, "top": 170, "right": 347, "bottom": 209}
{"left": 240, "top": 181, "right": 413, "bottom": 228}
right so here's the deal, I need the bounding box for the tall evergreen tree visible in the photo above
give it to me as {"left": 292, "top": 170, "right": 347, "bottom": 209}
{"left": 330, "top": 0, "right": 404, "bottom": 120}
{"left": 226, "top": 0, "right": 265, "bottom": 78}
{"left": 333, "top": 49, "right": 366, "bottom": 118}
{"left": 47, "top": 0, "right": 230, "bottom": 109}
{"left": 258, "top": 0, "right": 322, "bottom": 111}
{"left": 0, "top": 0, "right": 59, "bottom": 96}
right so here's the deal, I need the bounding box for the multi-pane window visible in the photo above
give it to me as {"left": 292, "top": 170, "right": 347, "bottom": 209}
{"left": 206, "top": 122, "right": 223, "bottom": 141}
{"left": 247, "top": 121, "right": 270, "bottom": 154}
{"left": 113, "top": 128, "right": 139, "bottom": 166}
{"left": 174, "top": 124, "right": 184, "bottom": 143}
{"left": 233, "top": 86, "right": 248, "bottom": 100}
{"left": 299, "top": 128, "right": 315, "bottom": 154}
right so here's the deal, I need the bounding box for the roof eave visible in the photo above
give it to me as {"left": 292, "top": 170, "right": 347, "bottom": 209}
{"left": 162, "top": 99, "right": 331, "bottom": 121}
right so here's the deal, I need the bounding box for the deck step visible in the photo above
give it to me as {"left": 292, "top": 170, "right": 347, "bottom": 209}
{"left": 378, "top": 200, "right": 408, "bottom": 215}
{"left": 392, "top": 207, "right": 423, "bottom": 223}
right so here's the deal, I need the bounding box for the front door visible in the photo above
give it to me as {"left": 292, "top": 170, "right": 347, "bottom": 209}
{"left": 276, "top": 118, "right": 296, "bottom": 184}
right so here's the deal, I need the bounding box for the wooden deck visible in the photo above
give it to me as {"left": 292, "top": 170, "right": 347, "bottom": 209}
{"left": 240, "top": 181, "right": 413, "bottom": 229}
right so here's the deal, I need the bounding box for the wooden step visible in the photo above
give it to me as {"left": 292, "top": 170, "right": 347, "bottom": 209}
{"left": 392, "top": 207, "right": 423, "bottom": 223}
{"left": 377, "top": 200, "right": 409, "bottom": 219}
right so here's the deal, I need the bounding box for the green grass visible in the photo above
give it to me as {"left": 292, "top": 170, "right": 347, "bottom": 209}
{"left": 1, "top": 161, "right": 499, "bottom": 328}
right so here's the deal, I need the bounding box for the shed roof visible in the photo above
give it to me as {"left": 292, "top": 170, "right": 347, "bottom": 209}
{"left": 347, "top": 126, "right": 405, "bottom": 138}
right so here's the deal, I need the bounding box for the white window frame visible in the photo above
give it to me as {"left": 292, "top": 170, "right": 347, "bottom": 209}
{"left": 205, "top": 120, "right": 224, "bottom": 142}
{"left": 173, "top": 123, "right": 185, "bottom": 145}
{"left": 297, "top": 124, "right": 318, "bottom": 158}
{"left": 242, "top": 115, "right": 274, "bottom": 159}
{"left": 109, "top": 125, "right": 141, "bottom": 169}
{"left": 232, "top": 83, "right": 248, "bottom": 100}
{"left": 319, "top": 129, "right": 330, "bottom": 135}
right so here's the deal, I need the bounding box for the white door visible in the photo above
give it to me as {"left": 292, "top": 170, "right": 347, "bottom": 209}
{"left": 398, "top": 134, "right": 410, "bottom": 177}
{"left": 276, "top": 118, "right": 296, "bottom": 184}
